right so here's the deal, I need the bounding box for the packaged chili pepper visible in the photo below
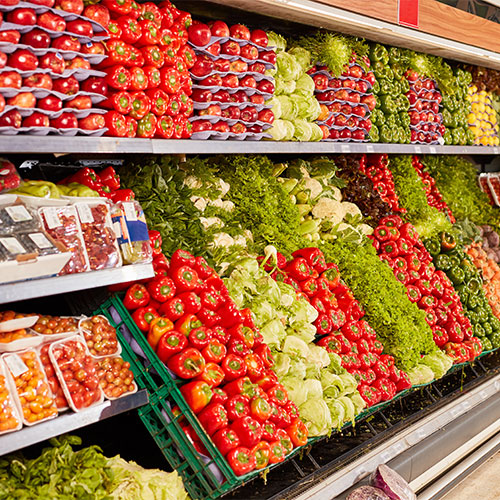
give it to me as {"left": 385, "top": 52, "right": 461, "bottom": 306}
{"left": 38, "top": 206, "right": 90, "bottom": 275}
{"left": 3, "top": 349, "right": 58, "bottom": 425}
{"left": 111, "top": 200, "right": 153, "bottom": 264}
{"left": 75, "top": 201, "right": 122, "bottom": 270}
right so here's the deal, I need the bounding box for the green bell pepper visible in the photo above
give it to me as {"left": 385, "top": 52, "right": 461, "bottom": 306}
{"left": 424, "top": 238, "right": 441, "bottom": 257}
{"left": 380, "top": 95, "right": 396, "bottom": 114}
{"left": 449, "top": 266, "right": 465, "bottom": 285}
{"left": 370, "top": 44, "right": 389, "bottom": 65}
{"left": 435, "top": 254, "right": 452, "bottom": 271}
{"left": 369, "top": 124, "right": 380, "bottom": 143}
{"left": 482, "top": 337, "right": 493, "bottom": 350}
{"left": 379, "top": 124, "right": 393, "bottom": 143}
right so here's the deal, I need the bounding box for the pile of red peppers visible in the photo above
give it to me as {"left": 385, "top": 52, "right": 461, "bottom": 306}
{"left": 122, "top": 234, "right": 308, "bottom": 476}
{"left": 266, "top": 247, "right": 411, "bottom": 407}
{"left": 100, "top": 0, "right": 194, "bottom": 138}
{"left": 370, "top": 215, "right": 482, "bottom": 363}
{"left": 60, "top": 165, "right": 134, "bottom": 202}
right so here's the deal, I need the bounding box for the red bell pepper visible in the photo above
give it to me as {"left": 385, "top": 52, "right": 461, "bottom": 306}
{"left": 97, "top": 166, "right": 120, "bottom": 191}
{"left": 226, "top": 447, "right": 256, "bottom": 476}
{"left": 270, "top": 405, "right": 291, "bottom": 428}
{"left": 102, "top": 0, "right": 132, "bottom": 16}
{"left": 140, "top": 2, "right": 162, "bottom": 25}
{"left": 152, "top": 253, "right": 169, "bottom": 274}
{"left": 201, "top": 340, "right": 227, "bottom": 364}
{"left": 141, "top": 45, "right": 164, "bottom": 68}
{"left": 129, "top": 46, "right": 145, "bottom": 67}
{"left": 224, "top": 376, "right": 258, "bottom": 399}
{"left": 123, "top": 283, "right": 150, "bottom": 310}
{"left": 222, "top": 354, "right": 247, "bottom": 381}
{"left": 196, "top": 308, "right": 220, "bottom": 328}
{"left": 146, "top": 277, "right": 176, "bottom": 303}
{"left": 267, "top": 384, "right": 288, "bottom": 407}
{"left": 225, "top": 394, "right": 250, "bottom": 422}
{"left": 285, "top": 257, "right": 311, "bottom": 281}
{"left": 268, "top": 441, "right": 285, "bottom": 464}
{"left": 359, "top": 384, "right": 382, "bottom": 407}
{"left": 167, "top": 347, "right": 205, "bottom": 378}
{"left": 116, "top": 15, "right": 142, "bottom": 44}
{"left": 156, "top": 330, "right": 186, "bottom": 363}
{"left": 130, "top": 67, "right": 148, "bottom": 91}
{"left": 170, "top": 265, "right": 199, "bottom": 293}
{"left": 396, "top": 371, "right": 412, "bottom": 391}
{"left": 212, "top": 326, "right": 229, "bottom": 345}
{"left": 292, "top": 248, "right": 326, "bottom": 270}
{"left": 132, "top": 306, "right": 159, "bottom": 332}
{"left": 106, "top": 20, "right": 122, "bottom": 38}
{"left": 229, "top": 324, "right": 255, "bottom": 349}
{"left": 228, "top": 339, "right": 249, "bottom": 357}
{"left": 170, "top": 249, "right": 195, "bottom": 269}
{"left": 175, "top": 314, "right": 202, "bottom": 336}
{"left": 144, "top": 65, "right": 161, "bottom": 88}
{"left": 286, "top": 419, "right": 308, "bottom": 447}
{"left": 180, "top": 380, "right": 213, "bottom": 413}
{"left": 155, "top": 115, "right": 174, "bottom": 138}
{"left": 125, "top": 115, "right": 137, "bottom": 137}
{"left": 213, "top": 427, "right": 240, "bottom": 457}
{"left": 148, "top": 230, "right": 162, "bottom": 256}
{"left": 254, "top": 344, "right": 273, "bottom": 369}
{"left": 159, "top": 297, "right": 185, "bottom": 321}
{"left": 314, "top": 314, "right": 333, "bottom": 336}
{"left": 218, "top": 302, "right": 244, "bottom": 329}
{"left": 231, "top": 416, "right": 262, "bottom": 448}
{"left": 200, "top": 289, "right": 223, "bottom": 311}
{"left": 104, "top": 111, "right": 127, "bottom": 137}
{"left": 373, "top": 377, "right": 397, "bottom": 402}
{"left": 211, "top": 387, "right": 228, "bottom": 406}
{"left": 244, "top": 353, "right": 264, "bottom": 382}
{"left": 373, "top": 225, "right": 392, "bottom": 242}
{"left": 147, "top": 316, "right": 173, "bottom": 350}
{"left": 188, "top": 326, "right": 211, "bottom": 350}
{"left": 177, "top": 292, "right": 201, "bottom": 314}
{"left": 105, "top": 41, "right": 131, "bottom": 67}
{"left": 129, "top": 90, "right": 150, "bottom": 120}
{"left": 146, "top": 88, "right": 169, "bottom": 116}
{"left": 137, "top": 112, "right": 157, "bottom": 138}
{"left": 198, "top": 403, "right": 228, "bottom": 435}
{"left": 256, "top": 370, "right": 278, "bottom": 392}
{"left": 166, "top": 96, "right": 181, "bottom": 117}
{"left": 261, "top": 421, "right": 277, "bottom": 441}
{"left": 196, "top": 362, "right": 224, "bottom": 387}
{"left": 276, "top": 428, "right": 293, "bottom": 455}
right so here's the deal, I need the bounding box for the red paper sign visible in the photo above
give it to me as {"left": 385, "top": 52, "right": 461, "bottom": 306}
{"left": 398, "top": 0, "right": 419, "bottom": 28}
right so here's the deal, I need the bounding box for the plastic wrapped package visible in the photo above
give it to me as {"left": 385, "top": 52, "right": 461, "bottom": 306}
{"left": 97, "top": 355, "right": 137, "bottom": 400}
{"left": 18, "top": 231, "right": 62, "bottom": 257}
{"left": 0, "top": 158, "right": 21, "bottom": 193}
{"left": 110, "top": 201, "right": 153, "bottom": 265}
{"left": 0, "top": 359, "right": 22, "bottom": 434}
{"left": 78, "top": 315, "right": 121, "bottom": 358}
{"left": 38, "top": 344, "right": 68, "bottom": 411}
{"left": 75, "top": 201, "right": 122, "bottom": 270}
{"left": 32, "top": 315, "right": 79, "bottom": 336}
{"left": 38, "top": 205, "right": 90, "bottom": 274}
{"left": 3, "top": 349, "right": 58, "bottom": 425}
{"left": 0, "top": 203, "right": 39, "bottom": 233}
{"left": 0, "top": 234, "right": 31, "bottom": 261}
{"left": 48, "top": 336, "right": 103, "bottom": 412}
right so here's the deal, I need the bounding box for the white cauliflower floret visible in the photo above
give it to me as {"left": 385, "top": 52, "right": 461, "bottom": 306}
{"left": 233, "top": 235, "right": 247, "bottom": 247}
{"left": 190, "top": 196, "right": 207, "bottom": 212}
{"left": 359, "top": 224, "right": 374, "bottom": 236}
{"left": 208, "top": 199, "right": 235, "bottom": 212}
{"left": 199, "top": 217, "right": 223, "bottom": 230}
{"left": 312, "top": 198, "right": 344, "bottom": 226}
{"left": 341, "top": 202, "right": 362, "bottom": 218}
{"left": 184, "top": 175, "right": 203, "bottom": 190}
{"left": 303, "top": 178, "right": 323, "bottom": 200}
{"left": 244, "top": 229, "right": 254, "bottom": 242}
{"left": 218, "top": 178, "right": 231, "bottom": 197}
{"left": 211, "top": 233, "right": 235, "bottom": 248}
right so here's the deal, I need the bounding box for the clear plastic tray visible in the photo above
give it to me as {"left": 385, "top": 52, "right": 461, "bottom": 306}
{"left": 37, "top": 343, "right": 68, "bottom": 411}
{"left": 96, "top": 354, "right": 137, "bottom": 400}
{"left": 0, "top": 358, "right": 23, "bottom": 435}
{"left": 78, "top": 315, "right": 121, "bottom": 359}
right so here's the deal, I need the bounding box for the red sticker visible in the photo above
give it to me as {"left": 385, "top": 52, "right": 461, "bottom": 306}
{"left": 398, "top": 0, "right": 419, "bottom": 28}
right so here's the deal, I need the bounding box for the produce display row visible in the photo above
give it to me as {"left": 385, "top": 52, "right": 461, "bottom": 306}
{"left": 0, "top": 0, "right": 500, "bottom": 145}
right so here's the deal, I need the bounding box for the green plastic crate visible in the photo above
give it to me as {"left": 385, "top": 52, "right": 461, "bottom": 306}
{"left": 94, "top": 295, "right": 306, "bottom": 500}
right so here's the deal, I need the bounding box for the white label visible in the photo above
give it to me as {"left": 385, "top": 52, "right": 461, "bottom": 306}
{"left": 5, "top": 205, "right": 32, "bottom": 223}
{"left": 4, "top": 354, "right": 29, "bottom": 378}
{"left": 28, "top": 232, "right": 53, "bottom": 249}
{"left": 43, "top": 208, "right": 61, "bottom": 229}
{"left": 113, "top": 221, "right": 122, "bottom": 238}
{"left": 76, "top": 204, "right": 94, "bottom": 224}
{"left": 414, "top": 146, "right": 422, "bottom": 154}
{"left": 341, "top": 144, "right": 350, "bottom": 153}
{"left": 0, "top": 237, "right": 26, "bottom": 254}
{"left": 366, "top": 145, "right": 374, "bottom": 153}
{"left": 122, "top": 202, "right": 137, "bottom": 222}
{"left": 429, "top": 147, "right": 437, "bottom": 154}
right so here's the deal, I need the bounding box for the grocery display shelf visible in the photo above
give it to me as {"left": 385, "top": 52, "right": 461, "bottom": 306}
{"left": 2, "top": 136, "right": 500, "bottom": 155}
{"left": 0, "top": 389, "right": 149, "bottom": 457}
{"left": 0, "top": 263, "right": 154, "bottom": 304}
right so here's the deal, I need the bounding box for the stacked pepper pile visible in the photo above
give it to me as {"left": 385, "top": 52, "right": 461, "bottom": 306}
{"left": 271, "top": 247, "right": 411, "bottom": 407}
{"left": 405, "top": 70, "right": 443, "bottom": 144}
{"left": 60, "top": 165, "right": 134, "bottom": 202}
{"left": 425, "top": 231, "right": 500, "bottom": 352}
{"left": 122, "top": 237, "right": 308, "bottom": 475}
{"left": 100, "top": 0, "right": 194, "bottom": 138}
{"left": 188, "top": 21, "right": 276, "bottom": 139}
{"left": 368, "top": 45, "right": 411, "bottom": 144}
{"left": 370, "top": 216, "right": 481, "bottom": 363}
{"left": 312, "top": 56, "right": 375, "bottom": 142}
{"left": 359, "top": 154, "right": 406, "bottom": 214}
{"left": 411, "top": 156, "right": 455, "bottom": 222}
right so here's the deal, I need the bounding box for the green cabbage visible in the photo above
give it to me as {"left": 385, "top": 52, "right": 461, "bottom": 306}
{"left": 338, "top": 396, "right": 356, "bottom": 423}
{"left": 276, "top": 52, "right": 302, "bottom": 81}
{"left": 273, "top": 352, "right": 291, "bottom": 378}
{"left": 299, "top": 398, "right": 332, "bottom": 436}
{"left": 310, "top": 123, "right": 324, "bottom": 142}
{"left": 266, "top": 97, "right": 282, "bottom": 120}
{"left": 267, "top": 31, "right": 287, "bottom": 52}
{"left": 268, "top": 119, "right": 294, "bottom": 141}
{"left": 327, "top": 398, "right": 346, "bottom": 429}
{"left": 293, "top": 119, "right": 313, "bottom": 141}
{"left": 277, "top": 96, "right": 298, "bottom": 120}
{"left": 421, "top": 351, "right": 453, "bottom": 379}
{"left": 282, "top": 335, "right": 310, "bottom": 358}
{"left": 408, "top": 364, "right": 435, "bottom": 385}
{"left": 289, "top": 47, "right": 312, "bottom": 72}
{"left": 295, "top": 74, "right": 315, "bottom": 96}
{"left": 260, "top": 318, "right": 286, "bottom": 347}
{"left": 275, "top": 78, "right": 297, "bottom": 96}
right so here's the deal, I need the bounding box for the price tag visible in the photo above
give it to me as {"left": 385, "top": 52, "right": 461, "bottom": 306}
{"left": 28, "top": 232, "right": 53, "bottom": 249}
{"left": 429, "top": 146, "right": 437, "bottom": 154}
{"left": 366, "top": 145, "right": 374, "bottom": 153}
{"left": 0, "top": 237, "right": 26, "bottom": 255}
{"left": 76, "top": 204, "right": 94, "bottom": 224}
{"left": 122, "top": 202, "right": 137, "bottom": 222}
{"left": 43, "top": 208, "right": 61, "bottom": 229}
{"left": 4, "top": 354, "right": 28, "bottom": 378}
{"left": 5, "top": 205, "right": 32, "bottom": 223}
{"left": 341, "top": 144, "right": 350, "bottom": 153}
{"left": 113, "top": 221, "right": 122, "bottom": 239}
{"left": 493, "top": 147, "right": 499, "bottom": 154}
{"left": 398, "top": 0, "right": 419, "bottom": 28}
{"left": 414, "top": 146, "right": 422, "bottom": 154}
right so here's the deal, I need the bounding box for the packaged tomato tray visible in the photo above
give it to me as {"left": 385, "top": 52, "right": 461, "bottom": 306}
{"left": 0, "top": 358, "right": 22, "bottom": 434}
{"left": 75, "top": 201, "right": 122, "bottom": 271}
{"left": 110, "top": 201, "right": 153, "bottom": 265}
{"left": 48, "top": 336, "right": 103, "bottom": 412}
{"left": 96, "top": 355, "right": 137, "bottom": 400}
{"left": 38, "top": 343, "right": 68, "bottom": 410}
{"left": 3, "top": 349, "right": 58, "bottom": 425}
{"left": 78, "top": 315, "right": 121, "bottom": 359}
{"left": 38, "top": 205, "right": 90, "bottom": 274}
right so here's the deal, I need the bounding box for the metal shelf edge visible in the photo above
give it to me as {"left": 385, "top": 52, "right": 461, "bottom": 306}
{"left": 0, "top": 389, "right": 149, "bottom": 456}
{"left": 0, "top": 263, "right": 154, "bottom": 304}
{"left": 1, "top": 136, "right": 499, "bottom": 155}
